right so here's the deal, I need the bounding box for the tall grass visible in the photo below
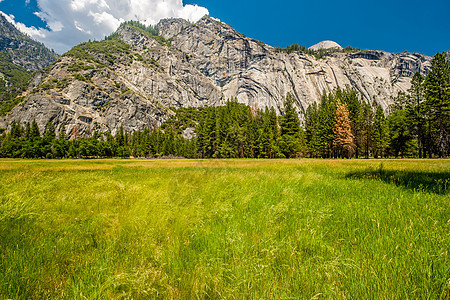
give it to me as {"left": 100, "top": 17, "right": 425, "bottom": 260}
{"left": 0, "top": 159, "right": 448, "bottom": 299}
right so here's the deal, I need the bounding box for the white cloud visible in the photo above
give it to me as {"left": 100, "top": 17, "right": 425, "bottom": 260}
{"left": 4, "top": 0, "right": 209, "bottom": 53}
{"left": 1, "top": 11, "right": 48, "bottom": 38}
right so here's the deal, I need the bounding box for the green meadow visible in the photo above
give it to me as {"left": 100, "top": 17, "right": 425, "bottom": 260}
{"left": 0, "top": 159, "right": 448, "bottom": 299}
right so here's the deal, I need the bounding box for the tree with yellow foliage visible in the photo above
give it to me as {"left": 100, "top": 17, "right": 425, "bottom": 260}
{"left": 333, "top": 103, "right": 355, "bottom": 158}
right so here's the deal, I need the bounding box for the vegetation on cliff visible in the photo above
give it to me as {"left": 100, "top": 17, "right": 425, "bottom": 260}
{"left": 1, "top": 51, "right": 448, "bottom": 160}
{"left": 276, "top": 43, "right": 360, "bottom": 59}
{"left": 65, "top": 39, "right": 131, "bottom": 66}
{"left": 0, "top": 51, "right": 31, "bottom": 115}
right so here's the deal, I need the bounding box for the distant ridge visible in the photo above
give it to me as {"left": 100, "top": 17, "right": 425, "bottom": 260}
{"left": 0, "top": 13, "right": 58, "bottom": 71}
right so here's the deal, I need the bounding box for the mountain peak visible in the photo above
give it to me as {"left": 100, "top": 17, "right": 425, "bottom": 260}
{"left": 156, "top": 15, "right": 232, "bottom": 41}
{"left": 156, "top": 17, "right": 192, "bottom": 40}
{"left": 0, "top": 13, "right": 58, "bottom": 71}
{"left": 308, "top": 40, "right": 343, "bottom": 51}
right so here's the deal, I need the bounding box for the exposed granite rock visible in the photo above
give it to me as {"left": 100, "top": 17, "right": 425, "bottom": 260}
{"left": 309, "top": 40, "right": 343, "bottom": 51}
{"left": 0, "top": 16, "right": 432, "bottom": 137}
{"left": 444, "top": 50, "right": 450, "bottom": 63}
{"left": 182, "top": 127, "right": 196, "bottom": 140}
{"left": 161, "top": 16, "right": 431, "bottom": 112}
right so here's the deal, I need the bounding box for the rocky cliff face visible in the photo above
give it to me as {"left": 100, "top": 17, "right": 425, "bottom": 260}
{"left": 444, "top": 51, "right": 450, "bottom": 63}
{"left": 158, "top": 17, "right": 431, "bottom": 113}
{"left": 0, "top": 16, "right": 432, "bottom": 137}
{"left": 0, "top": 14, "right": 58, "bottom": 71}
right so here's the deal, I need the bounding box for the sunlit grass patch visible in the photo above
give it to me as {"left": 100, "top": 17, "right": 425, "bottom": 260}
{"left": 0, "top": 159, "right": 448, "bottom": 299}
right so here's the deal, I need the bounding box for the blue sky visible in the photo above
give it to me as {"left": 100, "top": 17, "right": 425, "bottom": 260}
{"left": 184, "top": 0, "right": 450, "bottom": 56}
{"left": 0, "top": 0, "right": 448, "bottom": 55}
{"left": 0, "top": 0, "right": 46, "bottom": 28}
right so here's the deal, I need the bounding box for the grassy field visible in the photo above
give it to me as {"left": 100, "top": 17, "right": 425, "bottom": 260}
{"left": 0, "top": 159, "right": 448, "bottom": 299}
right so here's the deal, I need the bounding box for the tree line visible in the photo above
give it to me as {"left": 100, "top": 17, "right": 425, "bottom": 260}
{"left": 305, "top": 52, "right": 449, "bottom": 158}
{"left": 0, "top": 52, "right": 448, "bottom": 159}
{"left": 0, "top": 99, "right": 300, "bottom": 159}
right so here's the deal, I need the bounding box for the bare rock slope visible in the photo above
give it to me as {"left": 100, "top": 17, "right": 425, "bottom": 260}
{"left": 1, "top": 16, "right": 431, "bottom": 137}
{"left": 0, "top": 13, "right": 58, "bottom": 71}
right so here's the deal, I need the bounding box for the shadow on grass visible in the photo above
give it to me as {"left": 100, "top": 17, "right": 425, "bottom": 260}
{"left": 345, "top": 164, "right": 450, "bottom": 195}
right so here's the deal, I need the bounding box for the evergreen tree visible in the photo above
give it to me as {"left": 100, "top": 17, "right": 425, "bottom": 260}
{"left": 10, "top": 120, "right": 23, "bottom": 139}
{"left": 386, "top": 92, "right": 416, "bottom": 157}
{"left": 279, "top": 93, "right": 300, "bottom": 136}
{"left": 44, "top": 122, "right": 55, "bottom": 139}
{"left": 24, "top": 122, "right": 31, "bottom": 139}
{"left": 304, "top": 102, "right": 319, "bottom": 157}
{"left": 59, "top": 124, "right": 66, "bottom": 140}
{"left": 372, "top": 105, "right": 389, "bottom": 158}
{"left": 424, "top": 52, "right": 450, "bottom": 158}
{"left": 116, "top": 125, "right": 125, "bottom": 147}
{"left": 316, "top": 92, "right": 337, "bottom": 158}
{"left": 54, "top": 124, "right": 68, "bottom": 158}
{"left": 407, "top": 73, "right": 425, "bottom": 158}
{"left": 358, "top": 102, "right": 373, "bottom": 158}
{"left": 30, "top": 120, "right": 40, "bottom": 139}
{"left": 42, "top": 122, "right": 56, "bottom": 158}
{"left": 387, "top": 109, "right": 413, "bottom": 158}
{"left": 279, "top": 93, "right": 302, "bottom": 157}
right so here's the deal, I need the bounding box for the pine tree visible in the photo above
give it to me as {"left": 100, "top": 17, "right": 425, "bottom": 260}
{"left": 372, "top": 105, "right": 389, "bottom": 158}
{"left": 30, "top": 120, "right": 40, "bottom": 139}
{"left": 42, "top": 122, "right": 56, "bottom": 158}
{"left": 358, "top": 102, "right": 373, "bottom": 158}
{"left": 268, "top": 107, "right": 279, "bottom": 158}
{"left": 10, "top": 120, "right": 23, "bottom": 139}
{"left": 387, "top": 92, "right": 416, "bottom": 157}
{"left": 387, "top": 109, "right": 413, "bottom": 158}
{"left": 57, "top": 124, "right": 65, "bottom": 140}
{"left": 332, "top": 103, "right": 355, "bottom": 158}
{"left": 24, "top": 122, "right": 31, "bottom": 139}
{"left": 304, "top": 102, "right": 319, "bottom": 157}
{"left": 408, "top": 72, "right": 425, "bottom": 158}
{"left": 424, "top": 52, "right": 450, "bottom": 158}
{"left": 279, "top": 93, "right": 302, "bottom": 157}
{"left": 279, "top": 93, "right": 300, "bottom": 136}
{"left": 53, "top": 124, "right": 68, "bottom": 158}
{"left": 44, "top": 122, "right": 56, "bottom": 141}
{"left": 316, "top": 92, "right": 337, "bottom": 158}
